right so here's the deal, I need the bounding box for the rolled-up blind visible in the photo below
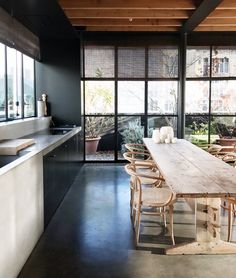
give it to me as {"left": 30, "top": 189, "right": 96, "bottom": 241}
{"left": 0, "top": 7, "right": 40, "bottom": 60}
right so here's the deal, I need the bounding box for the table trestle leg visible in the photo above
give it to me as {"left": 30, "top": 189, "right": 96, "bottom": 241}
{"left": 166, "top": 198, "right": 236, "bottom": 255}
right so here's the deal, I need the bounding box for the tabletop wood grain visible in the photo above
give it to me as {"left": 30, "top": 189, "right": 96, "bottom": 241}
{"left": 143, "top": 138, "right": 236, "bottom": 198}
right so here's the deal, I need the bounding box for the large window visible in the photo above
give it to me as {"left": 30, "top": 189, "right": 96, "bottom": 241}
{"left": 185, "top": 46, "right": 236, "bottom": 145}
{"left": 0, "top": 42, "right": 35, "bottom": 121}
{"left": 83, "top": 44, "right": 179, "bottom": 161}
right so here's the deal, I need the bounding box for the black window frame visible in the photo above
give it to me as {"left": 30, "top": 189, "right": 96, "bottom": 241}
{"left": 82, "top": 43, "right": 180, "bottom": 162}
{"left": 0, "top": 42, "right": 36, "bottom": 122}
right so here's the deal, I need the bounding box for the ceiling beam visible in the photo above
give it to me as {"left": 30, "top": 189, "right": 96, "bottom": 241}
{"left": 71, "top": 18, "right": 182, "bottom": 27}
{"left": 195, "top": 26, "right": 236, "bottom": 31}
{"left": 180, "top": 0, "right": 224, "bottom": 32}
{"left": 201, "top": 18, "right": 236, "bottom": 26}
{"left": 217, "top": 0, "right": 236, "bottom": 9}
{"left": 60, "top": 0, "right": 236, "bottom": 33}
{"left": 59, "top": 0, "right": 200, "bottom": 10}
{"left": 209, "top": 9, "right": 236, "bottom": 18}
{"left": 64, "top": 9, "right": 191, "bottom": 19}
{"left": 83, "top": 26, "right": 179, "bottom": 31}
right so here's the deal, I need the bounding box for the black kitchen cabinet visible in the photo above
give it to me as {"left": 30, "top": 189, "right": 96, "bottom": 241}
{"left": 43, "top": 132, "right": 82, "bottom": 228}
{"left": 67, "top": 132, "right": 83, "bottom": 184}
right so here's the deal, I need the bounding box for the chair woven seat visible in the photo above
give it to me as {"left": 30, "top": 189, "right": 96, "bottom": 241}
{"left": 134, "top": 187, "right": 173, "bottom": 207}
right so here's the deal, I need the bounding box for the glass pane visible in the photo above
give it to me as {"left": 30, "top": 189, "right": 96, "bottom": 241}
{"left": 118, "top": 116, "right": 144, "bottom": 160}
{"left": 118, "top": 81, "right": 144, "bottom": 114}
{"left": 211, "top": 81, "right": 236, "bottom": 114}
{"left": 118, "top": 47, "right": 145, "bottom": 78}
{"left": 148, "top": 81, "right": 178, "bottom": 114}
{"left": 7, "top": 48, "right": 14, "bottom": 118}
{"left": 81, "top": 81, "right": 84, "bottom": 115}
{"left": 85, "top": 116, "right": 114, "bottom": 161}
{"left": 23, "top": 55, "right": 35, "bottom": 117}
{"left": 211, "top": 116, "right": 236, "bottom": 142}
{"left": 148, "top": 116, "right": 177, "bottom": 137}
{"left": 185, "top": 81, "right": 209, "bottom": 114}
{"left": 185, "top": 116, "right": 209, "bottom": 145}
{"left": 212, "top": 47, "right": 236, "bottom": 77}
{"left": 85, "top": 46, "right": 114, "bottom": 78}
{"left": 16, "top": 51, "right": 22, "bottom": 117}
{"left": 186, "top": 47, "right": 210, "bottom": 78}
{"left": 148, "top": 46, "right": 178, "bottom": 78}
{"left": 80, "top": 47, "right": 84, "bottom": 78}
{"left": 85, "top": 81, "right": 114, "bottom": 115}
{"left": 7, "top": 48, "right": 22, "bottom": 119}
{"left": 0, "top": 43, "right": 6, "bottom": 120}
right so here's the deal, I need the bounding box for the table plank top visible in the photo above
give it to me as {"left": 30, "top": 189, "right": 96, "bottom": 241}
{"left": 143, "top": 138, "right": 236, "bottom": 198}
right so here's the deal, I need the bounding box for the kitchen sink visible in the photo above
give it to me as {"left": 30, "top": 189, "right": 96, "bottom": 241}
{"left": 0, "top": 150, "right": 30, "bottom": 168}
{"left": 49, "top": 128, "right": 72, "bottom": 135}
{"left": 36, "top": 127, "right": 73, "bottom": 136}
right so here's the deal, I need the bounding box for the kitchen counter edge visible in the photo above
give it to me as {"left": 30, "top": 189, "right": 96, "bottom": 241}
{"left": 0, "top": 127, "right": 82, "bottom": 176}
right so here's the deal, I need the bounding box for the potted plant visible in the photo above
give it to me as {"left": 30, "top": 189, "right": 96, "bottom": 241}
{"left": 120, "top": 119, "right": 152, "bottom": 153}
{"left": 85, "top": 117, "right": 100, "bottom": 154}
{"left": 216, "top": 122, "right": 236, "bottom": 147}
{"left": 85, "top": 116, "right": 114, "bottom": 154}
{"left": 85, "top": 115, "right": 115, "bottom": 154}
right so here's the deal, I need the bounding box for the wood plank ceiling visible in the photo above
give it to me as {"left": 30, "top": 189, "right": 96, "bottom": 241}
{"left": 59, "top": 0, "right": 236, "bottom": 32}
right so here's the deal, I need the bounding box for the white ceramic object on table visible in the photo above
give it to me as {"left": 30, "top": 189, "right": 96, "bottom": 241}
{"left": 152, "top": 129, "right": 161, "bottom": 143}
{"left": 160, "top": 133, "right": 165, "bottom": 143}
{"left": 160, "top": 126, "right": 174, "bottom": 143}
{"left": 171, "top": 137, "right": 178, "bottom": 144}
{"left": 165, "top": 138, "right": 171, "bottom": 144}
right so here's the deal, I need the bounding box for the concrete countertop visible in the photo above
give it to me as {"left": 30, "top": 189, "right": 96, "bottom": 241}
{"left": 0, "top": 126, "right": 82, "bottom": 176}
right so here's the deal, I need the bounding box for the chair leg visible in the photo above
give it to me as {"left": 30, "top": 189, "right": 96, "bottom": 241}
{"left": 160, "top": 206, "right": 167, "bottom": 227}
{"left": 130, "top": 188, "right": 134, "bottom": 217}
{"left": 169, "top": 204, "right": 175, "bottom": 245}
{"left": 222, "top": 200, "right": 226, "bottom": 216}
{"left": 163, "top": 206, "right": 167, "bottom": 227}
{"left": 135, "top": 208, "right": 141, "bottom": 245}
{"left": 132, "top": 206, "right": 137, "bottom": 229}
{"left": 227, "top": 203, "right": 233, "bottom": 242}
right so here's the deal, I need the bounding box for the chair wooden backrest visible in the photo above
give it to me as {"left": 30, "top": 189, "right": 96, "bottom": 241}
{"left": 198, "top": 144, "right": 223, "bottom": 157}
{"left": 125, "top": 143, "right": 149, "bottom": 153}
{"left": 222, "top": 153, "right": 236, "bottom": 167}
{"left": 125, "top": 164, "right": 173, "bottom": 206}
{"left": 123, "top": 151, "right": 153, "bottom": 164}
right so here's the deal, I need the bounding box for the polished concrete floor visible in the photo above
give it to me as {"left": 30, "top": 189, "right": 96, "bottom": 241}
{"left": 19, "top": 164, "right": 236, "bottom": 278}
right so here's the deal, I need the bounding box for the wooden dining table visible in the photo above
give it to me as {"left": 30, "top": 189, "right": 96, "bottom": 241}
{"left": 143, "top": 138, "right": 236, "bottom": 255}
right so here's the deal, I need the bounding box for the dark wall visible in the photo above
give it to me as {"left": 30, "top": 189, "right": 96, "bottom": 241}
{"left": 188, "top": 32, "right": 236, "bottom": 46}
{"left": 0, "top": 0, "right": 76, "bottom": 40}
{"left": 36, "top": 39, "right": 81, "bottom": 126}
{"left": 81, "top": 31, "right": 180, "bottom": 46}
